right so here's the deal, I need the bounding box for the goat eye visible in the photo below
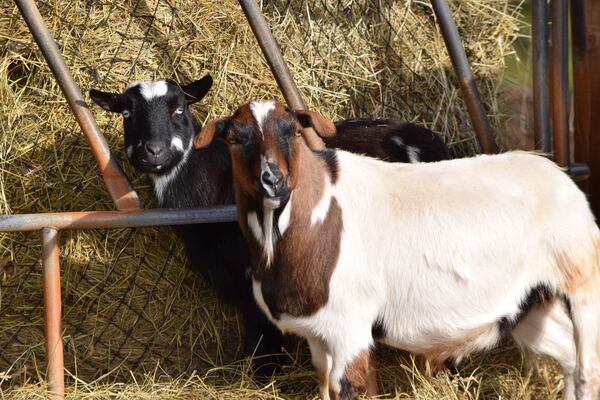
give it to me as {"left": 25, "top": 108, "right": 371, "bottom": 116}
{"left": 122, "top": 110, "right": 131, "bottom": 118}
{"left": 174, "top": 106, "right": 184, "bottom": 115}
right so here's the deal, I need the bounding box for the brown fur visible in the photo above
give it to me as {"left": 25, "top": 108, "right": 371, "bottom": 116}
{"left": 558, "top": 239, "right": 600, "bottom": 293}
{"left": 296, "top": 110, "right": 337, "bottom": 137}
{"left": 344, "top": 349, "right": 378, "bottom": 396}
{"left": 254, "top": 141, "right": 343, "bottom": 318}
{"left": 194, "top": 117, "right": 227, "bottom": 148}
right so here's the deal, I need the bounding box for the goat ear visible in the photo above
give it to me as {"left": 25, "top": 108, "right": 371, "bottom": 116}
{"left": 183, "top": 75, "right": 213, "bottom": 105}
{"left": 89, "top": 89, "right": 124, "bottom": 113}
{"left": 194, "top": 117, "right": 227, "bottom": 149}
{"left": 295, "top": 110, "right": 337, "bottom": 137}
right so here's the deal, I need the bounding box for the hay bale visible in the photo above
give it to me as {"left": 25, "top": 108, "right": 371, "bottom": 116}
{"left": 0, "top": 0, "right": 562, "bottom": 398}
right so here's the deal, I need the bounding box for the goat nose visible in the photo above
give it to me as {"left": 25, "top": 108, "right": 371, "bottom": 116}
{"left": 261, "top": 171, "right": 282, "bottom": 187}
{"left": 145, "top": 142, "right": 163, "bottom": 156}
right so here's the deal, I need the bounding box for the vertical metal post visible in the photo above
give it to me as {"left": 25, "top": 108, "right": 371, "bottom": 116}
{"left": 572, "top": 0, "right": 600, "bottom": 213}
{"left": 550, "top": 0, "right": 569, "bottom": 167}
{"left": 532, "top": 0, "right": 552, "bottom": 153}
{"left": 237, "top": 0, "right": 326, "bottom": 150}
{"left": 431, "top": 0, "right": 499, "bottom": 154}
{"left": 41, "top": 227, "right": 64, "bottom": 399}
{"left": 14, "top": 0, "right": 141, "bottom": 210}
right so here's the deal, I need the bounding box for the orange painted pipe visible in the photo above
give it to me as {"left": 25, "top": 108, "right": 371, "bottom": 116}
{"left": 14, "top": 0, "right": 141, "bottom": 210}
{"left": 41, "top": 227, "right": 64, "bottom": 399}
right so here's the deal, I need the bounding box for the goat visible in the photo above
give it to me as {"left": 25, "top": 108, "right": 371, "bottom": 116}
{"left": 89, "top": 76, "right": 450, "bottom": 375}
{"left": 195, "top": 99, "right": 600, "bottom": 400}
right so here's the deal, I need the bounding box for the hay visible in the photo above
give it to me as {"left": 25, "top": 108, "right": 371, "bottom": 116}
{"left": 0, "top": 0, "right": 559, "bottom": 397}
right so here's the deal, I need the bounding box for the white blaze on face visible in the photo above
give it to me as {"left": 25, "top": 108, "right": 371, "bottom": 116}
{"left": 130, "top": 81, "right": 168, "bottom": 102}
{"left": 171, "top": 136, "right": 184, "bottom": 152}
{"left": 250, "top": 100, "right": 276, "bottom": 136}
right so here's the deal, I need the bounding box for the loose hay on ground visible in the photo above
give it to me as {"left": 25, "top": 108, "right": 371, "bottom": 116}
{"left": 0, "top": 0, "right": 560, "bottom": 398}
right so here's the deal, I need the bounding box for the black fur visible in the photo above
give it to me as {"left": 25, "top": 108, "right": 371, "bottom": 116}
{"left": 338, "top": 376, "right": 357, "bottom": 400}
{"left": 498, "top": 284, "right": 558, "bottom": 333}
{"left": 371, "top": 320, "right": 387, "bottom": 341}
{"left": 315, "top": 149, "right": 339, "bottom": 184}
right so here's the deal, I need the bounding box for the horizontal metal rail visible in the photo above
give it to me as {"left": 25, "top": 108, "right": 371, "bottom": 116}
{"left": 0, "top": 206, "right": 237, "bottom": 232}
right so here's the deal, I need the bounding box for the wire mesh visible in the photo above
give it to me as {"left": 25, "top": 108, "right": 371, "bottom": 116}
{"left": 0, "top": 0, "right": 522, "bottom": 386}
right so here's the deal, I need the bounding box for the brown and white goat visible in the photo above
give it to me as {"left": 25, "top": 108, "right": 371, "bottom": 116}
{"left": 195, "top": 100, "right": 600, "bottom": 400}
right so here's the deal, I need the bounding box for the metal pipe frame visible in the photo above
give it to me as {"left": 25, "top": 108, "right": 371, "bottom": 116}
{"left": 237, "top": 0, "right": 326, "bottom": 150}
{"left": 0, "top": 206, "right": 237, "bottom": 399}
{"left": 532, "top": 0, "right": 552, "bottom": 153}
{"left": 430, "top": 0, "right": 499, "bottom": 154}
{"left": 14, "top": 0, "right": 141, "bottom": 211}
{"left": 238, "top": 0, "right": 306, "bottom": 110}
{"left": 550, "top": 0, "right": 570, "bottom": 168}
{"left": 0, "top": 206, "right": 237, "bottom": 232}
{"left": 41, "top": 228, "right": 64, "bottom": 399}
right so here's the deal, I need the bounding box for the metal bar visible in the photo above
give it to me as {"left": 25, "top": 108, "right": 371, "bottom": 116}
{"left": 550, "top": 0, "right": 569, "bottom": 167}
{"left": 571, "top": 0, "right": 590, "bottom": 190}
{"left": 572, "top": 0, "right": 600, "bottom": 214}
{"left": 0, "top": 206, "right": 237, "bottom": 232}
{"left": 237, "top": 0, "right": 326, "bottom": 150}
{"left": 42, "top": 227, "right": 64, "bottom": 399}
{"left": 238, "top": 0, "right": 306, "bottom": 109}
{"left": 430, "top": 0, "right": 499, "bottom": 154}
{"left": 14, "top": 0, "right": 141, "bottom": 211}
{"left": 532, "top": 0, "right": 552, "bottom": 153}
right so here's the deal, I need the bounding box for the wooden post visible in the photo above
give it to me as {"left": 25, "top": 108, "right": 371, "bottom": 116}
{"left": 572, "top": 0, "right": 600, "bottom": 214}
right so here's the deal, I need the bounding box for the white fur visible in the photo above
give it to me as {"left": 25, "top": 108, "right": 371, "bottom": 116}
{"left": 263, "top": 206, "right": 275, "bottom": 265}
{"left": 248, "top": 211, "right": 263, "bottom": 244}
{"left": 391, "top": 136, "right": 404, "bottom": 146}
{"left": 126, "top": 145, "right": 133, "bottom": 159}
{"left": 278, "top": 193, "right": 293, "bottom": 236}
{"left": 406, "top": 145, "right": 420, "bottom": 163}
{"left": 391, "top": 136, "right": 420, "bottom": 163}
{"left": 251, "top": 149, "right": 600, "bottom": 399}
{"left": 171, "top": 136, "right": 184, "bottom": 152}
{"left": 310, "top": 174, "right": 332, "bottom": 226}
{"left": 133, "top": 81, "right": 168, "bottom": 101}
{"left": 250, "top": 101, "right": 276, "bottom": 135}
{"left": 149, "top": 136, "right": 192, "bottom": 205}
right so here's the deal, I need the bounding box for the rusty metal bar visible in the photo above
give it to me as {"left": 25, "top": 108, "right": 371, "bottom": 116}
{"left": 571, "top": 0, "right": 590, "bottom": 189}
{"left": 532, "top": 0, "right": 552, "bottom": 153}
{"left": 550, "top": 0, "right": 569, "bottom": 167}
{"left": 237, "top": 0, "right": 306, "bottom": 110}
{"left": 430, "top": 0, "right": 499, "bottom": 154}
{"left": 41, "top": 227, "right": 64, "bottom": 399}
{"left": 237, "top": 0, "right": 325, "bottom": 150}
{"left": 14, "top": 0, "right": 141, "bottom": 210}
{"left": 0, "top": 206, "right": 237, "bottom": 232}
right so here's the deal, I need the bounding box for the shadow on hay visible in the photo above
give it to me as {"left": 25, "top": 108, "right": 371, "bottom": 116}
{"left": 0, "top": 227, "right": 249, "bottom": 385}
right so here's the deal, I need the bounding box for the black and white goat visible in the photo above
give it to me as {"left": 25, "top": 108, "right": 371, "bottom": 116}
{"left": 89, "top": 76, "right": 450, "bottom": 374}
{"left": 195, "top": 99, "right": 600, "bottom": 400}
